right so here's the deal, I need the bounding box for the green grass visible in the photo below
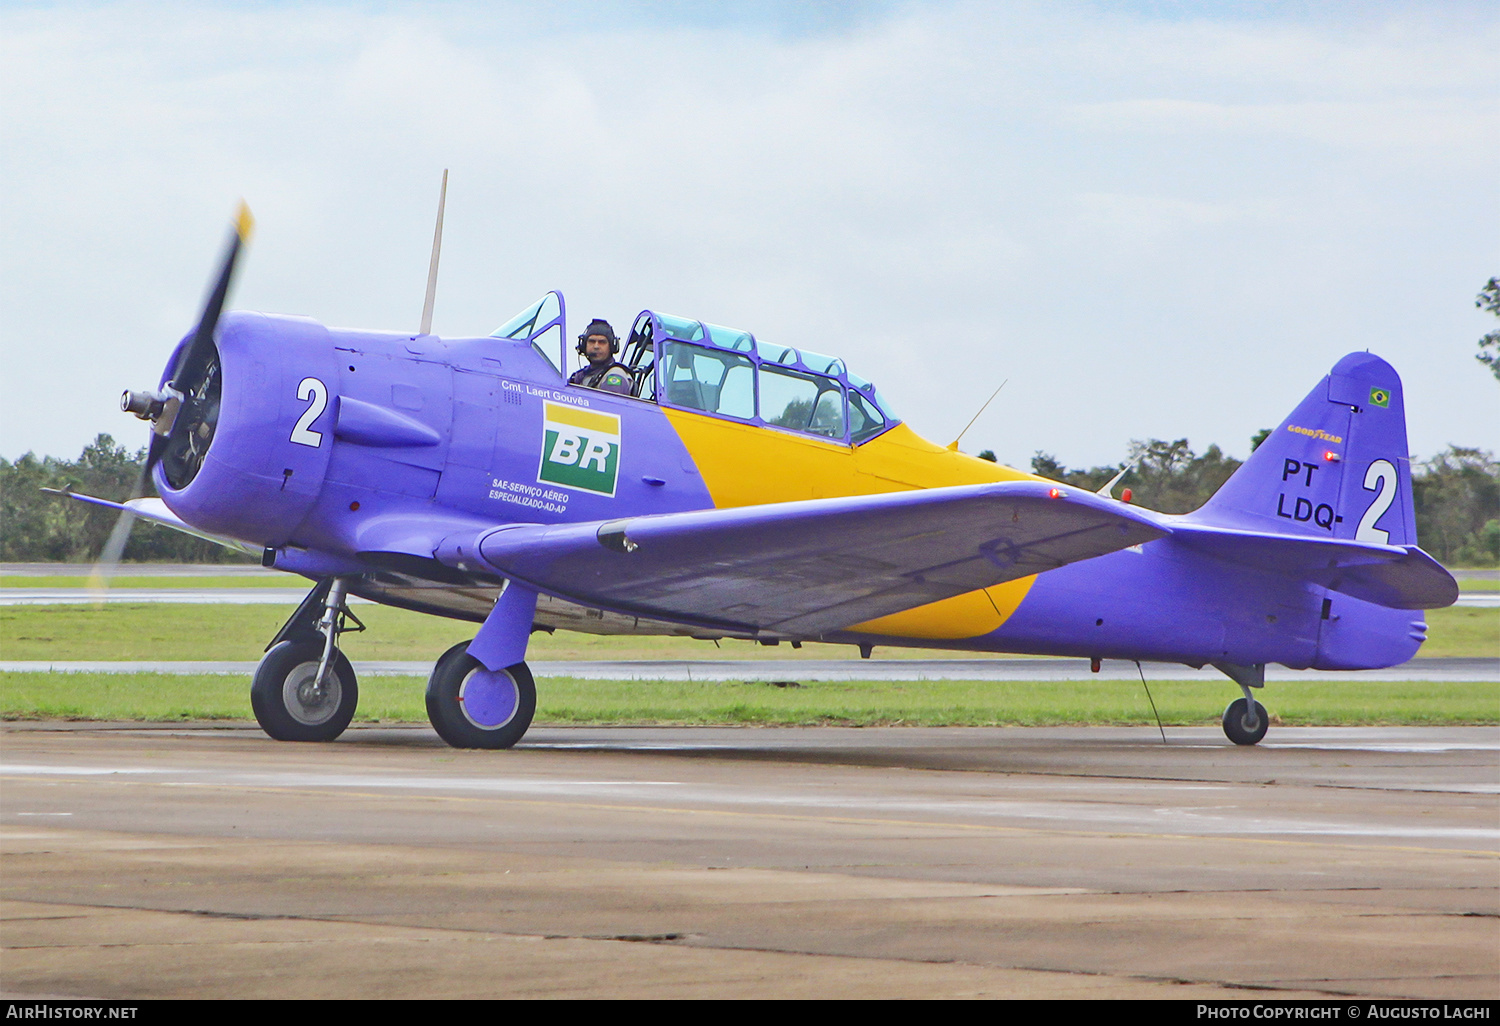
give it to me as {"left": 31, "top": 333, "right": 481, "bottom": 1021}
{"left": 1, "top": 601, "right": 1494, "bottom": 727}
{"left": 1457, "top": 577, "right": 1500, "bottom": 591}
{"left": 1416, "top": 606, "right": 1500, "bottom": 658}
{"left": 0, "top": 603, "right": 991, "bottom": 662}
{"left": 3, "top": 602, "right": 1490, "bottom": 661}
{"left": 2, "top": 672, "right": 1494, "bottom": 727}
{"left": 0, "top": 603, "right": 475, "bottom": 662}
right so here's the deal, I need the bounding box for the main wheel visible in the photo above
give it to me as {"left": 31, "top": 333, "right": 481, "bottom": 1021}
{"left": 425, "top": 641, "right": 536, "bottom": 749}
{"left": 251, "top": 639, "right": 358, "bottom": 742}
{"left": 1222, "top": 696, "right": 1269, "bottom": 746}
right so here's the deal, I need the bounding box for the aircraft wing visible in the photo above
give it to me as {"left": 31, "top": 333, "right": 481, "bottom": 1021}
{"left": 452, "top": 481, "right": 1167, "bottom": 637}
{"left": 1169, "top": 523, "right": 1457, "bottom": 610}
{"left": 44, "top": 490, "right": 263, "bottom": 557}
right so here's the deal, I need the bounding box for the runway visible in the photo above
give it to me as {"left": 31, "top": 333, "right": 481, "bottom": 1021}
{"left": 0, "top": 587, "right": 344, "bottom": 605}
{"left": 3, "top": 656, "right": 1495, "bottom": 681}
{"left": 2, "top": 722, "right": 1495, "bottom": 998}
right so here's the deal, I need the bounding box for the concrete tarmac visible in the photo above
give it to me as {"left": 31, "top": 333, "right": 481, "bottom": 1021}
{"left": 1, "top": 722, "right": 1496, "bottom": 999}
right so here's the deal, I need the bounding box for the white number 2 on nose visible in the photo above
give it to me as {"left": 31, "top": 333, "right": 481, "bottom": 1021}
{"left": 290, "top": 377, "right": 327, "bottom": 448}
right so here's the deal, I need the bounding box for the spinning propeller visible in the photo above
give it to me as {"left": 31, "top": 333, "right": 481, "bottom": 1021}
{"left": 91, "top": 203, "right": 254, "bottom": 599}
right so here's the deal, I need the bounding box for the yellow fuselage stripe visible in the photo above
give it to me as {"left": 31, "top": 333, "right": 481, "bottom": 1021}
{"left": 662, "top": 410, "right": 1041, "bottom": 640}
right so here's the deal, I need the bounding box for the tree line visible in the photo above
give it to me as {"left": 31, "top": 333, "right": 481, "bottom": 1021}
{"left": 1, "top": 435, "right": 249, "bottom": 563}
{"left": 1014, "top": 274, "right": 1500, "bottom": 563}
{"left": 2, "top": 432, "right": 1497, "bottom": 566}
{"left": 1019, "top": 435, "right": 1499, "bottom": 566}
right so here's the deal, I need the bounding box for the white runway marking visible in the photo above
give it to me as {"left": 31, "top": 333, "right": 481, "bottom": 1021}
{"left": 1267, "top": 740, "right": 1500, "bottom": 752}
{"left": 0, "top": 588, "right": 353, "bottom": 605}
{"left": 4, "top": 762, "right": 1495, "bottom": 842}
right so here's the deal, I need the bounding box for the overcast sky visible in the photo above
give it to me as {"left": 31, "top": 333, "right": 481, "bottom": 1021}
{"left": 3, "top": 0, "right": 1496, "bottom": 471}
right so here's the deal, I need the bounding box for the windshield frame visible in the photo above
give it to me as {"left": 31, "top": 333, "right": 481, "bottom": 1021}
{"left": 491, "top": 291, "right": 568, "bottom": 379}
{"left": 644, "top": 311, "right": 899, "bottom": 445}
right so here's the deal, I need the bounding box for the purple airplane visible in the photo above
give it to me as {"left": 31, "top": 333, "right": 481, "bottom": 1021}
{"left": 74, "top": 204, "right": 1456, "bottom": 750}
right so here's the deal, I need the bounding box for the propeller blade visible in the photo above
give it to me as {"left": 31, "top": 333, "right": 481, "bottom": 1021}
{"left": 94, "top": 203, "right": 253, "bottom": 603}
{"left": 168, "top": 202, "right": 254, "bottom": 393}
{"left": 142, "top": 427, "right": 168, "bottom": 478}
{"left": 86, "top": 456, "right": 154, "bottom": 605}
{"left": 86, "top": 506, "right": 137, "bottom": 606}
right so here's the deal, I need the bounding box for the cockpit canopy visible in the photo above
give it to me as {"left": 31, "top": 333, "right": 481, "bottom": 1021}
{"left": 493, "top": 293, "right": 899, "bottom": 445}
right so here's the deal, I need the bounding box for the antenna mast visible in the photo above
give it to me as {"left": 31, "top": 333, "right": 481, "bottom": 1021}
{"left": 419, "top": 169, "right": 448, "bottom": 336}
{"left": 948, "top": 379, "right": 1008, "bottom": 451}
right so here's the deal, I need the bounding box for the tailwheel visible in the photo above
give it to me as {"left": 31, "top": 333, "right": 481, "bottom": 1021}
{"left": 1222, "top": 696, "right": 1269, "bottom": 746}
{"left": 251, "top": 638, "right": 358, "bottom": 742}
{"left": 425, "top": 640, "right": 536, "bottom": 749}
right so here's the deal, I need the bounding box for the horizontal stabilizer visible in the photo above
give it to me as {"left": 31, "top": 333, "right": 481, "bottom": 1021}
{"left": 451, "top": 481, "right": 1167, "bottom": 636}
{"left": 1170, "top": 523, "right": 1457, "bottom": 610}
{"left": 43, "top": 490, "right": 261, "bottom": 557}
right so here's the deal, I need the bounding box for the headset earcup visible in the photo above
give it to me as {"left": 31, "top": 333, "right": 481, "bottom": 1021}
{"left": 577, "top": 328, "right": 619, "bottom": 356}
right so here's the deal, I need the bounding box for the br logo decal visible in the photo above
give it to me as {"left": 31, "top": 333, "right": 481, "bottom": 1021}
{"left": 1368, "top": 387, "right": 1390, "bottom": 408}
{"left": 538, "top": 401, "right": 621, "bottom": 497}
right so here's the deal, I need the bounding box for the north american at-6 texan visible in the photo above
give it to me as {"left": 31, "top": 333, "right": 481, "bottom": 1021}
{"left": 68, "top": 199, "right": 1458, "bottom": 750}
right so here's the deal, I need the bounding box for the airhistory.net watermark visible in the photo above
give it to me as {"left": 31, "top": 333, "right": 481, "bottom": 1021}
{"left": 5, "top": 1008, "right": 137, "bottom": 1020}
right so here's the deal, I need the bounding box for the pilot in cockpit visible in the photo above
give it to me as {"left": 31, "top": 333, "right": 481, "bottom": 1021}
{"left": 568, "top": 319, "right": 633, "bottom": 395}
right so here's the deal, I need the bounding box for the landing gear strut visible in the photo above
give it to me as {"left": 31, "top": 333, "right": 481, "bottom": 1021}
{"left": 251, "top": 577, "right": 364, "bottom": 742}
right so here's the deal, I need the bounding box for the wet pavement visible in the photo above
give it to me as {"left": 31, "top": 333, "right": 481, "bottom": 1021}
{"left": 2, "top": 722, "right": 1496, "bottom": 998}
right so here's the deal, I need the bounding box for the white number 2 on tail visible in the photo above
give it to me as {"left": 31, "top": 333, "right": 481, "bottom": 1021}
{"left": 290, "top": 377, "right": 327, "bottom": 447}
{"left": 1356, "top": 459, "right": 1397, "bottom": 545}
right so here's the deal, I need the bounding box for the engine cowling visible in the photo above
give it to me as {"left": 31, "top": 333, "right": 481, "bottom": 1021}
{"left": 155, "top": 311, "right": 337, "bottom": 548}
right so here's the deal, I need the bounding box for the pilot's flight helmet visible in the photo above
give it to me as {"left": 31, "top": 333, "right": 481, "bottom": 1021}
{"left": 577, "top": 318, "right": 619, "bottom": 355}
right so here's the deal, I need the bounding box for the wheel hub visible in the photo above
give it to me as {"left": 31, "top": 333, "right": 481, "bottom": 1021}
{"left": 284, "top": 661, "right": 341, "bottom": 725}
{"left": 458, "top": 668, "right": 520, "bottom": 729}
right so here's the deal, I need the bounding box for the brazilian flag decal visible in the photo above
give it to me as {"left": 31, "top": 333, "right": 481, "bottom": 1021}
{"left": 1369, "top": 387, "right": 1390, "bottom": 409}
{"left": 538, "top": 401, "right": 621, "bottom": 497}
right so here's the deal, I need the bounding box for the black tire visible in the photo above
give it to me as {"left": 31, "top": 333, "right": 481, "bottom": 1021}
{"left": 1222, "top": 696, "right": 1269, "bottom": 746}
{"left": 250, "top": 639, "right": 358, "bottom": 742}
{"left": 425, "top": 641, "right": 536, "bottom": 750}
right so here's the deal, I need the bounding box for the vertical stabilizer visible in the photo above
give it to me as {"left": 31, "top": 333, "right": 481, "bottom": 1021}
{"left": 1195, "top": 353, "right": 1415, "bottom": 547}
